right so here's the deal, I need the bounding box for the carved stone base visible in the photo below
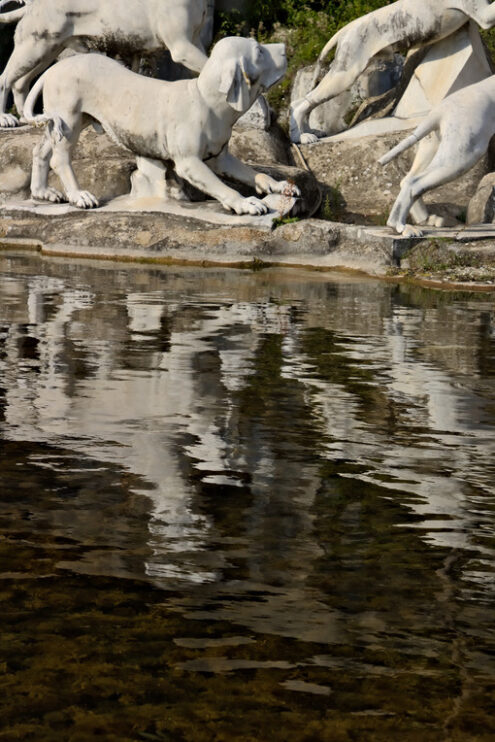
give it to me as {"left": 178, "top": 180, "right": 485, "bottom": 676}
{"left": 1, "top": 190, "right": 300, "bottom": 230}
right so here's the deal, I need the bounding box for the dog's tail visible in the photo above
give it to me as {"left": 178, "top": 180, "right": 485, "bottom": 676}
{"left": 318, "top": 27, "right": 343, "bottom": 65}
{"left": 310, "top": 27, "right": 343, "bottom": 84}
{"left": 23, "top": 73, "right": 65, "bottom": 141}
{"left": 0, "top": 0, "right": 27, "bottom": 24}
{"left": 378, "top": 114, "right": 440, "bottom": 166}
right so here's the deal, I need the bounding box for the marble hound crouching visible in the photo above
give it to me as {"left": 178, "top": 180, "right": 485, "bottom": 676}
{"left": 23, "top": 37, "right": 299, "bottom": 215}
{"left": 290, "top": 0, "right": 495, "bottom": 144}
{"left": 0, "top": 0, "right": 209, "bottom": 128}
{"left": 379, "top": 75, "right": 495, "bottom": 237}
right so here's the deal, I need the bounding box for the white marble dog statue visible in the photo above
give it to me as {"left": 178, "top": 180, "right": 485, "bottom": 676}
{"left": 23, "top": 37, "right": 299, "bottom": 215}
{"left": 378, "top": 74, "right": 495, "bottom": 237}
{"left": 0, "top": 0, "right": 209, "bottom": 128}
{"left": 290, "top": 0, "right": 495, "bottom": 144}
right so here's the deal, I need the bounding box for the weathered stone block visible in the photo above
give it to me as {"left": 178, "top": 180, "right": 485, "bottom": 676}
{"left": 235, "top": 96, "right": 272, "bottom": 131}
{"left": 466, "top": 173, "right": 495, "bottom": 224}
{"left": 229, "top": 127, "right": 290, "bottom": 166}
{"left": 0, "top": 127, "right": 135, "bottom": 203}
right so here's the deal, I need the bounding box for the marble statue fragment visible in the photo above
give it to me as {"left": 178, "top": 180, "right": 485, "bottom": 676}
{"left": 379, "top": 75, "right": 495, "bottom": 237}
{"left": 0, "top": 0, "right": 209, "bottom": 128}
{"left": 290, "top": 0, "right": 495, "bottom": 144}
{"left": 23, "top": 37, "right": 299, "bottom": 215}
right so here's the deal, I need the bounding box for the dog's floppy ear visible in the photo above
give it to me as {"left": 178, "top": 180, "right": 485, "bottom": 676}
{"left": 219, "top": 59, "right": 251, "bottom": 112}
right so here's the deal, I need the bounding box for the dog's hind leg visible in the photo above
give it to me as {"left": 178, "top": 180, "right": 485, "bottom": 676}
{"left": 403, "top": 134, "right": 448, "bottom": 228}
{"left": 388, "top": 163, "right": 467, "bottom": 237}
{"left": 31, "top": 132, "right": 65, "bottom": 203}
{"left": 0, "top": 71, "right": 19, "bottom": 127}
{"left": 167, "top": 38, "right": 208, "bottom": 74}
{"left": 290, "top": 60, "right": 368, "bottom": 144}
{"left": 161, "top": 8, "right": 208, "bottom": 73}
{"left": 13, "top": 54, "right": 60, "bottom": 123}
{"left": 50, "top": 116, "right": 99, "bottom": 209}
{"left": 0, "top": 42, "right": 59, "bottom": 127}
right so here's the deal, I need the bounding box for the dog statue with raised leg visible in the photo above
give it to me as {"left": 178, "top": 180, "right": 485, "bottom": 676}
{"left": 378, "top": 74, "right": 495, "bottom": 237}
{"left": 0, "top": 0, "right": 209, "bottom": 128}
{"left": 23, "top": 37, "right": 299, "bottom": 215}
{"left": 290, "top": 0, "right": 495, "bottom": 144}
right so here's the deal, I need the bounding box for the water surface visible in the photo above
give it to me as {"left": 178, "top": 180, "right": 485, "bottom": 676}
{"left": 0, "top": 255, "right": 494, "bottom": 740}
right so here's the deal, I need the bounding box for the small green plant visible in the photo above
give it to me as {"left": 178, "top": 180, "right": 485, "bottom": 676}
{"left": 273, "top": 215, "right": 301, "bottom": 227}
{"left": 319, "top": 184, "right": 345, "bottom": 222}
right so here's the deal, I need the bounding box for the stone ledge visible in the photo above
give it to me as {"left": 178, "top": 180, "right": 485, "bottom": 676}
{"left": 0, "top": 205, "right": 397, "bottom": 274}
{"left": 1, "top": 201, "right": 495, "bottom": 287}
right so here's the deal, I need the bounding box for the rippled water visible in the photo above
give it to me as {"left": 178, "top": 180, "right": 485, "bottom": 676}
{"left": 0, "top": 254, "right": 494, "bottom": 741}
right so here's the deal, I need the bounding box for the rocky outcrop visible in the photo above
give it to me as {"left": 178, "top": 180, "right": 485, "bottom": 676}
{"left": 0, "top": 127, "right": 136, "bottom": 204}
{"left": 466, "top": 173, "right": 495, "bottom": 225}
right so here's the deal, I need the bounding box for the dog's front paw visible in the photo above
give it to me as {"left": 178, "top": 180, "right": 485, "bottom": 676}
{"left": 31, "top": 186, "right": 65, "bottom": 203}
{"left": 0, "top": 113, "right": 20, "bottom": 128}
{"left": 299, "top": 132, "right": 320, "bottom": 145}
{"left": 69, "top": 190, "right": 99, "bottom": 209}
{"left": 226, "top": 195, "right": 269, "bottom": 216}
{"left": 426, "top": 214, "right": 446, "bottom": 228}
{"left": 274, "top": 180, "right": 301, "bottom": 198}
{"left": 400, "top": 223, "right": 424, "bottom": 238}
{"left": 255, "top": 174, "right": 301, "bottom": 198}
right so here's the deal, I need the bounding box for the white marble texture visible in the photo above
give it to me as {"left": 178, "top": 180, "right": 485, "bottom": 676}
{"left": 379, "top": 74, "right": 495, "bottom": 236}
{"left": 290, "top": 0, "right": 495, "bottom": 144}
{"left": 0, "top": 0, "right": 209, "bottom": 128}
{"left": 23, "top": 37, "right": 299, "bottom": 216}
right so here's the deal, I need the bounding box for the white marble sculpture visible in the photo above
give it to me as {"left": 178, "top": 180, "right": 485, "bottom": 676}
{"left": 290, "top": 0, "right": 495, "bottom": 144}
{"left": 0, "top": 0, "right": 209, "bottom": 128}
{"left": 379, "top": 75, "right": 495, "bottom": 237}
{"left": 23, "top": 37, "right": 299, "bottom": 215}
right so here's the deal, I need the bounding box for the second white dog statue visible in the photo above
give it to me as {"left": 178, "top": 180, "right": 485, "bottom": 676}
{"left": 379, "top": 74, "right": 495, "bottom": 237}
{"left": 24, "top": 37, "right": 299, "bottom": 216}
{"left": 290, "top": 0, "right": 495, "bottom": 144}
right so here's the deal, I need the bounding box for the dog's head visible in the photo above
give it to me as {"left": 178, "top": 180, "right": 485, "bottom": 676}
{"left": 211, "top": 36, "right": 287, "bottom": 113}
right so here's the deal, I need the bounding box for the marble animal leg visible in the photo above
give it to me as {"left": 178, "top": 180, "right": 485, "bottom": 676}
{"left": 167, "top": 38, "right": 208, "bottom": 74}
{"left": 290, "top": 63, "right": 366, "bottom": 144}
{"left": 0, "top": 42, "right": 59, "bottom": 127}
{"left": 11, "top": 76, "right": 31, "bottom": 124}
{"left": 31, "top": 133, "right": 64, "bottom": 203}
{"left": 387, "top": 164, "right": 464, "bottom": 237}
{"left": 403, "top": 134, "right": 447, "bottom": 227}
{"left": 210, "top": 151, "right": 300, "bottom": 197}
{"left": 50, "top": 118, "right": 99, "bottom": 209}
{"left": 0, "top": 70, "right": 19, "bottom": 128}
{"left": 13, "top": 55, "right": 59, "bottom": 123}
{"left": 174, "top": 156, "right": 269, "bottom": 215}
{"left": 161, "top": 9, "right": 208, "bottom": 73}
{"left": 467, "top": 3, "right": 495, "bottom": 29}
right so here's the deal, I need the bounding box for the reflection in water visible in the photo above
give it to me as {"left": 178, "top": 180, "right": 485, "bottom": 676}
{"left": 0, "top": 256, "right": 494, "bottom": 740}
